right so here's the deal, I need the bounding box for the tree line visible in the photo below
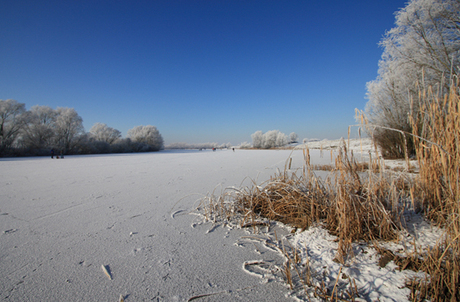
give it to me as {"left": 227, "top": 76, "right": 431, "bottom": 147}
{"left": 165, "top": 142, "right": 233, "bottom": 150}
{"left": 0, "top": 99, "right": 164, "bottom": 157}
{"left": 251, "top": 130, "right": 298, "bottom": 149}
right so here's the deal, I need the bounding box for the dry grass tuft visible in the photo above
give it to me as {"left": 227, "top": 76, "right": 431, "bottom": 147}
{"left": 235, "top": 144, "right": 404, "bottom": 247}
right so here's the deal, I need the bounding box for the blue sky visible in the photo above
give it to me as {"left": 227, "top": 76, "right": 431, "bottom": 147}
{"left": 1, "top": 0, "right": 407, "bottom": 145}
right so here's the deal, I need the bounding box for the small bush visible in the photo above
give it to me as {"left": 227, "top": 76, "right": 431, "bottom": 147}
{"left": 373, "top": 127, "right": 415, "bottom": 159}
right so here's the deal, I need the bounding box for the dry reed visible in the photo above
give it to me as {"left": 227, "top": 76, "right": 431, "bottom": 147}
{"left": 406, "top": 81, "right": 460, "bottom": 301}
{"left": 198, "top": 140, "right": 406, "bottom": 299}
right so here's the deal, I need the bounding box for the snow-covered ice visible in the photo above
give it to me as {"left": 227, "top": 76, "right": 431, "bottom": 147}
{"left": 0, "top": 149, "right": 312, "bottom": 301}
{"left": 0, "top": 146, "right": 438, "bottom": 301}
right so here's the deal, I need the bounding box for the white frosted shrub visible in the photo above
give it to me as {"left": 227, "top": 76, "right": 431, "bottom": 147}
{"left": 251, "top": 130, "right": 288, "bottom": 149}
{"left": 127, "top": 125, "right": 164, "bottom": 151}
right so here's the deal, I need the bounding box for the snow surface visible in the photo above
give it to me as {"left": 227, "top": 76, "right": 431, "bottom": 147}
{"left": 0, "top": 146, "right": 439, "bottom": 301}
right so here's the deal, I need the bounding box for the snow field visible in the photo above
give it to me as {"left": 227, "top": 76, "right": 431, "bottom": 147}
{"left": 1, "top": 149, "right": 313, "bottom": 301}
{"left": 1, "top": 146, "right": 438, "bottom": 301}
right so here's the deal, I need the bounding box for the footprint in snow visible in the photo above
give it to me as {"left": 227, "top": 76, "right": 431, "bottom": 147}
{"left": 170, "top": 209, "right": 185, "bottom": 219}
{"left": 3, "top": 228, "right": 18, "bottom": 234}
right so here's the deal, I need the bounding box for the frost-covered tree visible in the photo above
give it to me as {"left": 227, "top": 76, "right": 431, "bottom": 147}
{"left": 54, "top": 107, "right": 85, "bottom": 154}
{"left": 0, "top": 99, "right": 28, "bottom": 154}
{"left": 75, "top": 132, "right": 112, "bottom": 154}
{"left": 263, "top": 130, "right": 278, "bottom": 149}
{"left": 365, "top": 0, "right": 460, "bottom": 158}
{"left": 221, "top": 142, "right": 232, "bottom": 149}
{"left": 274, "top": 131, "right": 287, "bottom": 147}
{"left": 22, "top": 105, "right": 57, "bottom": 151}
{"left": 89, "top": 123, "right": 121, "bottom": 145}
{"left": 251, "top": 130, "right": 288, "bottom": 149}
{"left": 127, "top": 125, "right": 164, "bottom": 151}
{"left": 251, "top": 131, "right": 264, "bottom": 148}
{"left": 110, "top": 137, "right": 133, "bottom": 153}
{"left": 165, "top": 142, "right": 231, "bottom": 150}
{"left": 238, "top": 141, "right": 251, "bottom": 149}
{"left": 289, "top": 132, "right": 298, "bottom": 144}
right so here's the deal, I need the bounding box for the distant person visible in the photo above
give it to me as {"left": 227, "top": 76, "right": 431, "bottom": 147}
{"left": 51, "top": 149, "right": 54, "bottom": 159}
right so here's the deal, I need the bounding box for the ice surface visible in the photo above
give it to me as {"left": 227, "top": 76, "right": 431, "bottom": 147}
{"left": 0, "top": 146, "right": 437, "bottom": 301}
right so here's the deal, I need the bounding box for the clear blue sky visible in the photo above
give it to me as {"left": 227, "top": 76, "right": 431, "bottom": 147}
{"left": 1, "top": 0, "right": 406, "bottom": 145}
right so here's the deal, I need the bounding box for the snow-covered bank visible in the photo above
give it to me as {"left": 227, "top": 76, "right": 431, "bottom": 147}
{"left": 303, "top": 138, "right": 418, "bottom": 171}
{"left": 288, "top": 217, "right": 443, "bottom": 301}
{"left": 303, "top": 138, "right": 374, "bottom": 153}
